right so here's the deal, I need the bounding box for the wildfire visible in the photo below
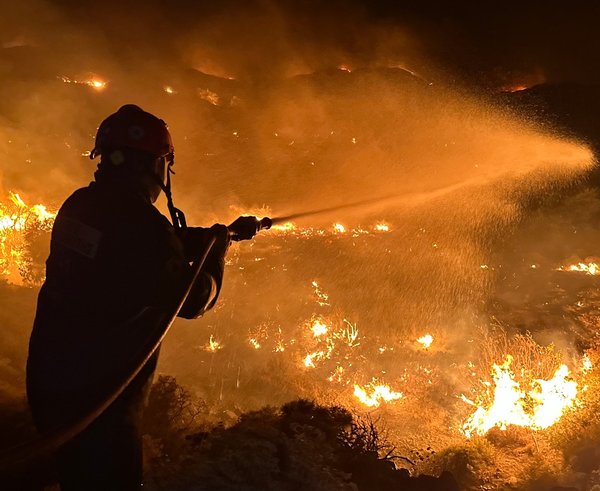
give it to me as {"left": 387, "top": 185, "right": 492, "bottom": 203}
{"left": 461, "top": 356, "right": 579, "bottom": 438}
{"left": 338, "top": 319, "right": 359, "bottom": 347}
{"left": 353, "top": 380, "right": 403, "bottom": 408}
{"left": 272, "top": 221, "right": 296, "bottom": 232}
{"left": 328, "top": 365, "right": 345, "bottom": 383}
{"left": 89, "top": 79, "right": 106, "bottom": 89}
{"left": 557, "top": 262, "right": 600, "bottom": 275}
{"left": 249, "top": 338, "right": 261, "bottom": 349}
{"left": 303, "top": 352, "right": 323, "bottom": 368}
{"left": 198, "top": 88, "right": 220, "bottom": 105}
{"left": 205, "top": 335, "right": 222, "bottom": 352}
{"left": 374, "top": 223, "right": 390, "bottom": 232}
{"left": 332, "top": 223, "right": 346, "bottom": 233}
{"left": 265, "top": 220, "right": 392, "bottom": 238}
{"left": 0, "top": 193, "right": 55, "bottom": 230}
{"left": 417, "top": 334, "right": 434, "bottom": 349}
{"left": 310, "top": 318, "right": 329, "bottom": 337}
{"left": 0, "top": 192, "right": 56, "bottom": 283}
{"left": 59, "top": 75, "right": 107, "bottom": 90}
{"left": 311, "top": 280, "right": 330, "bottom": 306}
{"left": 502, "top": 84, "right": 531, "bottom": 93}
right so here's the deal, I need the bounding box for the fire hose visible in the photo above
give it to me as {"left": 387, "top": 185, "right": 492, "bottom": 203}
{"left": 0, "top": 198, "right": 388, "bottom": 476}
{"left": 0, "top": 235, "right": 219, "bottom": 476}
{"left": 0, "top": 214, "right": 282, "bottom": 476}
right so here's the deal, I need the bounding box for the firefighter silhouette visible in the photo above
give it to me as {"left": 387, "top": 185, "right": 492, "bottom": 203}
{"left": 26, "top": 105, "right": 261, "bottom": 490}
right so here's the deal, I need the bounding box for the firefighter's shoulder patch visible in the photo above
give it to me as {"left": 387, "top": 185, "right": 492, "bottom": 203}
{"left": 53, "top": 214, "right": 103, "bottom": 259}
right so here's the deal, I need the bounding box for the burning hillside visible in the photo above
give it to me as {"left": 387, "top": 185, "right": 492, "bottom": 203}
{"left": 3, "top": 170, "right": 600, "bottom": 489}
{"left": 2, "top": 11, "right": 600, "bottom": 486}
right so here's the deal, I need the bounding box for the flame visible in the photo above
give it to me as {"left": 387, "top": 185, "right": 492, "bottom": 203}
{"left": 205, "top": 335, "right": 222, "bottom": 352}
{"left": 164, "top": 86, "right": 177, "bottom": 95}
{"left": 338, "top": 319, "right": 359, "bottom": 347}
{"left": 89, "top": 79, "right": 106, "bottom": 89}
{"left": 582, "top": 353, "right": 593, "bottom": 374}
{"left": 311, "top": 280, "right": 330, "bottom": 306}
{"left": 304, "top": 352, "right": 323, "bottom": 368}
{"left": 0, "top": 192, "right": 56, "bottom": 283}
{"left": 272, "top": 221, "right": 296, "bottom": 232}
{"left": 328, "top": 365, "right": 345, "bottom": 383}
{"left": 502, "top": 84, "right": 530, "bottom": 93}
{"left": 60, "top": 75, "right": 107, "bottom": 90}
{"left": 198, "top": 88, "right": 220, "bottom": 105}
{"left": 353, "top": 380, "right": 403, "bottom": 407}
{"left": 332, "top": 223, "right": 346, "bottom": 233}
{"left": 417, "top": 334, "right": 434, "bottom": 349}
{"left": 249, "top": 338, "right": 261, "bottom": 349}
{"left": 268, "top": 220, "right": 390, "bottom": 238}
{"left": 461, "top": 356, "right": 579, "bottom": 438}
{"left": 558, "top": 262, "right": 600, "bottom": 275}
{"left": 310, "top": 318, "right": 328, "bottom": 337}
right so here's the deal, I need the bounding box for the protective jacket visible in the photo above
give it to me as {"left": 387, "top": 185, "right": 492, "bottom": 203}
{"left": 26, "top": 174, "right": 229, "bottom": 487}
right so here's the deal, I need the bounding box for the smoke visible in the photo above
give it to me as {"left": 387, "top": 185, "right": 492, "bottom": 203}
{"left": 0, "top": 0, "right": 595, "bottom": 369}
{"left": 2, "top": 2, "right": 600, "bottom": 478}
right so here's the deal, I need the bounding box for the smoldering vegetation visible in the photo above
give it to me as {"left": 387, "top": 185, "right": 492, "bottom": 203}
{"left": 2, "top": 1, "right": 600, "bottom": 490}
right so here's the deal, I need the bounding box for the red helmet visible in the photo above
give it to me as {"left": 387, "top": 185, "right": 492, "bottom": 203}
{"left": 90, "top": 104, "right": 174, "bottom": 160}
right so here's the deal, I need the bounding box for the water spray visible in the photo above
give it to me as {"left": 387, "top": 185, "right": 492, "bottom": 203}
{"left": 230, "top": 195, "right": 398, "bottom": 239}
{"left": 269, "top": 193, "right": 399, "bottom": 225}
{"left": 248, "top": 176, "right": 492, "bottom": 234}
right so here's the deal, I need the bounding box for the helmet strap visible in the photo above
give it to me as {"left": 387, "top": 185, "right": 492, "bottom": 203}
{"left": 155, "top": 166, "right": 187, "bottom": 231}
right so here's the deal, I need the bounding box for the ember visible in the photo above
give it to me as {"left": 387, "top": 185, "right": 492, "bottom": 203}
{"left": 310, "top": 318, "right": 328, "bottom": 337}
{"left": 59, "top": 75, "right": 107, "bottom": 90}
{"left": 205, "top": 335, "right": 222, "bottom": 352}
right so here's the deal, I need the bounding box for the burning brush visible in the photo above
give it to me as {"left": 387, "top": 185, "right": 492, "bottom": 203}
{"left": 0, "top": 192, "right": 56, "bottom": 284}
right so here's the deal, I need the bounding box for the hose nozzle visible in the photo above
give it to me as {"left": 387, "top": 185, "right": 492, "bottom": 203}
{"left": 258, "top": 217, "right": 272, "bottom": 231}
{"left": 228, "top": 216, "right": 272, "bottom": 241}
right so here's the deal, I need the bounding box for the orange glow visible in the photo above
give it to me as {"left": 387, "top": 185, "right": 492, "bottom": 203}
{"left": 0, "top": 192, "right": 56, "bottom": 284}
{"left": 60, "top": 75, "right": 107, "bottom": 90}
{"left": 354, "top": 380, "right": 403, "bottom": 407}
{"left": 205, "top": 335, "right": 222, "bottom": 352}
{"left": 310, "top": 318, "right": 329, "bottom": 337}
{"left": 417, "top": 334, "right": 434, "bottom": 349}
{"left": 557, "top": 262, "right": 600, "bottom": 275}
{"left": 461, "top": 356, "right": 581, "bottom": 438}
{"left": 198, "top": 88, "right": 220, "bottom": 105}
{"left": 502, "top": 84, "right": 530, "bottom": 93}
{"left": 332, "top": 223, "right": 346, "bottom": 234}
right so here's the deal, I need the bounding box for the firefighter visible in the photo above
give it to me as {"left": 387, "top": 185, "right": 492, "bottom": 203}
{"left": 26, "top": 104, "right": 259, "bottom": 490}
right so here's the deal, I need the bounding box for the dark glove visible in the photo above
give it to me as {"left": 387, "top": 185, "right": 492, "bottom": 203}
{"left": 228, "top": 216, "right": 261, "bottom": 241}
